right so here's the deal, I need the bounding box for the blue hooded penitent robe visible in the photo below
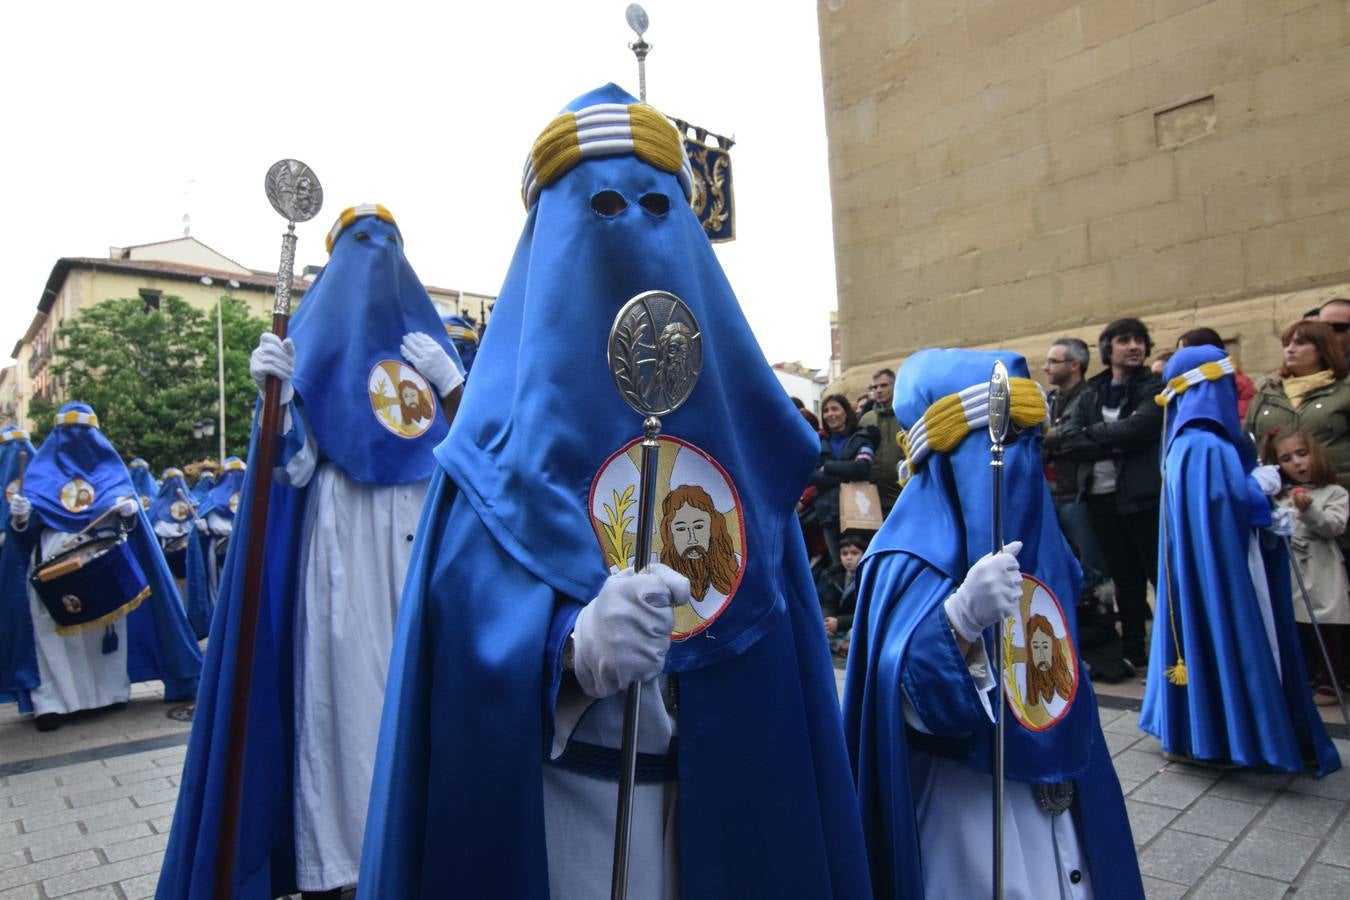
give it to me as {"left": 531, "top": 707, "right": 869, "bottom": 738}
{"left": 0, "top": 404, "right": 200, "bottom": 711}
{"left": 0, "top": 426, "right": 37, "bottom": 709}
{"left": 128, "top": 458, "right": 158, "bottom": 509}
{"left": 190, "top": 471, "right": 216, "bottom": 505}
{"left": 1140, "top": 346, "right": 1339, "bottom": 775}
{"left": 148, "top": 468, "right": 212, "bottom": 641}
{"left": 841, "top": 349, "right": 1142, "bottom": 899}
{"left": 356, "top": 84, "right": 871, "bottom": 899}
{"left": 157, "top": 208, "right": 463, "bottom": 899}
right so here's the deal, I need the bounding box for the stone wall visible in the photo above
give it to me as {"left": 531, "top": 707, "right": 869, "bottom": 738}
{"left": 819, "top": 0, "right": 1350, "bottom": 394}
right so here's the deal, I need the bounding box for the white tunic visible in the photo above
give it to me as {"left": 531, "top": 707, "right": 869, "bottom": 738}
{"left": 27, "top": 529, "right": 131, "bottom": 716}
{"left": 904, "top": 637, "right": 1093, "bottom": 899}
{"left": 282, "top": 426, "right": 427, "bottom": 892}
{"left": 545, "top": 675, "right": 678, "bottom": 899}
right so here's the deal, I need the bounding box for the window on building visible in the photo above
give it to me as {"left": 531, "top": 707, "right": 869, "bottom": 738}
{"left": 140, "top": 288, "right": 162, "bottom": 313}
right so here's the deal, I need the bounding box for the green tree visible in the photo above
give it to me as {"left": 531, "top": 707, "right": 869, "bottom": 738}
{"left": 30, "top": 295, "right": 268, "bottom": 472}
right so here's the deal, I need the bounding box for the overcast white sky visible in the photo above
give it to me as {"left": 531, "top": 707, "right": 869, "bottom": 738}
{"left": 1, "top": 0, "right": 838, "bottom": 369}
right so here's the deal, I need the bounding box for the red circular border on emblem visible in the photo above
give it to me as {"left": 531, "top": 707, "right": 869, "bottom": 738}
{"left": 588, "top": 434, "right": 748, "bottom": 641}
{"left": 1006, "top": 572, "right": 1079, "bottom": 733}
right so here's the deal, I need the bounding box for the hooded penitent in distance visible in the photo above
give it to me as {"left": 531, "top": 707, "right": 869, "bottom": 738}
{"left": 841, "top": 349, "right": 1142, "bottom": 899}
{"left": 1140, "top": 344, "right": 1339, "bottom": 775}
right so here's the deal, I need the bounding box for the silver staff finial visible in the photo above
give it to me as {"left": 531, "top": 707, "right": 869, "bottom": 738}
{"left": 264, "top": 159, "right": 324, "bottom": 225}
{"left": 625, "top": 4, "right": 651, "bottom": 102}
{"left": 987, "top": 360, "right": 1011, "bottom": 448}
{"left": 262, "top": 159, "right": 323, "bottom": 318}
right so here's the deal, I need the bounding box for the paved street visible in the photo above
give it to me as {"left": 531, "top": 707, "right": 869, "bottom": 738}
{"left": 2, "top": 676, "right": 1349, "bottom": 898}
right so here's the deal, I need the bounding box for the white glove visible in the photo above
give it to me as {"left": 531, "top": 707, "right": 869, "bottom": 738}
{"left": 570, "top": 564, "right": 691, "bottom": 699}
{"left": 194, "top": 518, "right": 209, "bottom": 534}
{"left": 249, "top": 333, "right": 296, "bottom": 405}
{"left": 9, "top": 494, "right": 31, "bottom": 520}
{"left": 1251, "top": 465, "right": 1283, "bottom": 496}
{"left": 114, "top": 496, "right": 140, "bottom": 518}
{"left": 944, "top": 541, "right": 1024, "bottom": 644}
{"left": 1270, "top": 507, "right": 1295, "bottom": 538}
{"left": 400, "top": 332, "right": 464, "bottom": 398}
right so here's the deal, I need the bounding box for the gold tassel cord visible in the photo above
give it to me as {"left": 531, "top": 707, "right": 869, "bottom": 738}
{"left": 51, "top": 586, "right": 149, "bottom": 637}
{"left": 1157, "top": 402, "right": 1188, "bottom": 687}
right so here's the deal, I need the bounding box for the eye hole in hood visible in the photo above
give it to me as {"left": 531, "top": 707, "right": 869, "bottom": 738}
{"left": 591, "top": 190, "right": 628, "bottom": 217}
{"left": 639, "top": 192, "right": 670, "bottom": 216}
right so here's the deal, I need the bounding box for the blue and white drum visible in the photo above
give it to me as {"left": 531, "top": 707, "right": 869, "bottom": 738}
{"left": 31, "top": 534, "right": 149, "bottom": 635}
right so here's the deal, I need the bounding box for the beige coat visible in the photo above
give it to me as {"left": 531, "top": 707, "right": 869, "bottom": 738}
{"left": 1276, "top": 483, "right": 1350, "bottom": 625}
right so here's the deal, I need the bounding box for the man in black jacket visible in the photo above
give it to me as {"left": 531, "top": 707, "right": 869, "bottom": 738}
{"left": 1044, "top": 318, "right": 1163, "bottom": 670}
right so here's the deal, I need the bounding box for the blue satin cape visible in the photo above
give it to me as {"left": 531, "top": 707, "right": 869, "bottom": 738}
{"left": 357, "top": 83, "right": 871, "bottom": 898}
{"left": 0, "top": 429, "right": 37, "bottom": 709}
{"left": 1140, "top": 346, "right": 1339, "bottom": 775}
{"left": 841, "top": 349, "right": 1141, "bottom": 899}
{"left": 157, "top": 417, "right": 309, "bottom": 899}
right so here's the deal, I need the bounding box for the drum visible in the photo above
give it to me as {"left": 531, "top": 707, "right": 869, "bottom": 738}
{"left": 31, "top": 534, "right": 149, "bottom": 635}
{"left": 162, "top": 535, "right": 189, "bottom": 579}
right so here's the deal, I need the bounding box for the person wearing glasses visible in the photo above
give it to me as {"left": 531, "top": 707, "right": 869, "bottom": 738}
{"left": 1042, "top": 338, "right": 1130, "bottom": 683}
{"left": 1317, "top": 298, "right": 1350, "bottom": 366}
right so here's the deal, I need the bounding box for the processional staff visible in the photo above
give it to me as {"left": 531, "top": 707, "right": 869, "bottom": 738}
{"left": 986, "top": 361, "right": 1012, "bottom": 900}
{"left": 213, "top": 159, "right": 323, "bottom": 900}
{"left": 605, "top": 290, "right": 702, "bottom": 900}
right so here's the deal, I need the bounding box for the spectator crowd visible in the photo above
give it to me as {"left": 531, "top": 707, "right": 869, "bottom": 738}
{"left": 803, "top": 299, "right": 1350, "bottom": 706}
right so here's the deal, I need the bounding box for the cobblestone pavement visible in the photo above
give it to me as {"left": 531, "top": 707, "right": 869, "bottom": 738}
{"left": 3, "top": 677, "right": 1349, "bottom": 898}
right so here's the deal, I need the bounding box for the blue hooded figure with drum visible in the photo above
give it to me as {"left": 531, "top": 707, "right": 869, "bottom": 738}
{"left": 0, "top": 403, "right": 201, "bottom": 731}
{"left": 150, "top": 466, "right": 214, "bottom": 641}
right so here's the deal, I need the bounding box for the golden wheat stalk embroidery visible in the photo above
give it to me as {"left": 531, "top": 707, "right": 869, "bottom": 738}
{"left": 600, "top": 485, "right": 637, "bottom": 570}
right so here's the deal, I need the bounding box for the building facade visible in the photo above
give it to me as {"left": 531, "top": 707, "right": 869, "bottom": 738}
{"left": 9, "top": 237, "right": 493, "bottom": 429}
{"left": 819, "top": 0, "right": 1350, "bottom": 392}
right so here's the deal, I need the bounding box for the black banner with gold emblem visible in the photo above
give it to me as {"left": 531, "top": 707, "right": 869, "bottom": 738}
{"left": 671, "top": 117, "right": 735, "bottom": 243}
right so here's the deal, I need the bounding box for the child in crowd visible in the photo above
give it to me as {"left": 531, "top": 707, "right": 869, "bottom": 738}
{"left": 1264, "top": 428, "right": 1350, "bottom": 705}
{"left": 818, "top": 530, "right": 868, "bottom": 657}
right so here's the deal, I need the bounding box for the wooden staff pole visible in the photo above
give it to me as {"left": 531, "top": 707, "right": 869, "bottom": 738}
{"left": 213, "top": 169, "right": 314, "bottom": 896}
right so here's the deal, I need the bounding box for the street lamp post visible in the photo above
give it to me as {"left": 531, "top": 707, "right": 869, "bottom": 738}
{"left": 192, "top": 418, "right": 216, "bottom": 466}
{"left": 200, "top": 276, "right": 238, "bottom": 465}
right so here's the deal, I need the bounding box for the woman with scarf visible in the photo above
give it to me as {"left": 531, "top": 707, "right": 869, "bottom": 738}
{"left": 810, "top": 393, "right": 875, "bottom": 567}
{"left": 1246, "top": 320, "right": 1350, "bottom": 483}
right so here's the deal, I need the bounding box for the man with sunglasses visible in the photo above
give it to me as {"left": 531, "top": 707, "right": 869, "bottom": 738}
{"left": 1317, "top": 298, "right": 1350, "bottom": 365}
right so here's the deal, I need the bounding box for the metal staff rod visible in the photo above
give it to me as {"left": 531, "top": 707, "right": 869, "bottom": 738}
{"left": 605, "top": 290, "right": 702, "bottom": 900}
{"left": 986, "top": 360, "right": 1012, "bottom": 900}
{"left": 626, "top": 4, "right": 651, "bottom": 102}
{"left": 213, "top": 160, "right": 323, "bottom": 900}
{"left": 1284, "top": 533, "right": 1350, "bottom": 726}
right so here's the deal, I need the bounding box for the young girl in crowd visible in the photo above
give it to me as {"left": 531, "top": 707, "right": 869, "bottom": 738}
{"left": 1264, "top": 428, "right": 1350, "bottom": 705}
